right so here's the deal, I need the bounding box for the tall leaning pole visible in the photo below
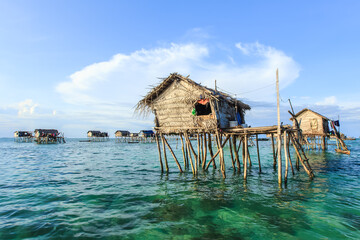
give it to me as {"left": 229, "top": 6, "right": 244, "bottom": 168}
{"left": 276, "top": 69, "right": 282, "bottom": 185}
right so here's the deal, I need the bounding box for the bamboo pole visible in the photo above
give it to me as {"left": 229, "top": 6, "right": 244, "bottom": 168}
{"left": 244, "top": 134, "right": 248, "bottom": 180}
{"left": 232, "top": 136, "right": 241, "bottom": 173}
{"left": 255, "top": 134, "right": 261, "bottom": 173}
{"left": 185, "top": 134, "right": 198, "bottom": 160}
{"left": 155, "top": 133, "right": 164, "bottom": 173}
{"left": 247, "top": 143, "right": 252, "bottom": 167}
{"left": 229, "top": 136, "right": 236, "bottom": 171}
{"left": 163, "top": 136, "right": 183, "bottom": 173}
{"left": 160, "top": 133, "right": 169, "bottom": 172}
{"left": 284, "top": 131, "right": 289, "bottom": 183}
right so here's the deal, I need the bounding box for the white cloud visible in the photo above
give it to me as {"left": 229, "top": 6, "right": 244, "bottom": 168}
{"left": 316, "top": 96, "right": 337, "bottom": 105}
{"left": 17, "top": 99, "right": 39, "bottom": 117}
{"left": 55, "top": 41, "right": 301, "bottom": 134}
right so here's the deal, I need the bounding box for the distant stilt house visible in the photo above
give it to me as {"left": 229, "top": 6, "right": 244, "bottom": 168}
{"left": 290, "top": 108, "right": 349, "bottom": 153}
{"left": 139, "top": 130, "right": 155, "bottom": 143}
{"left": 34, "top": 129, "right": 65, "bottom": 144}
{"left": 14, "top": 131, "right": 33, "bottom": 143}
{"left": 115, "top": 130, "right": 130, "bottom": 142}
{"left": 87, "top": 130, "right": 109, "bottom": 142}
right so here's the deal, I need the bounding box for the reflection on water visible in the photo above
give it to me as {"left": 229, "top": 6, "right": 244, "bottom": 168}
{"left": 0, "top": 138, "right": 359, "bottom": 239}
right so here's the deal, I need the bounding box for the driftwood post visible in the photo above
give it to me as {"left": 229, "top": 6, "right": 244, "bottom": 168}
{"left": 155, "top": 133, "right": 164, "bottom": 173}
{"left": 255, "top": 134, "right": 261, "bottom": 173}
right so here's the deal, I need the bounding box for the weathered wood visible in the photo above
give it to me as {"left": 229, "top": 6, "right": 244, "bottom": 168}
{"left": 284, "top": 131, "right": 289, "bottom": 183}
{"left": 271, "top": 133, "right": 276, "bottom": 168}
{"left": 202, "top": 132, "right": 207, "bottom": 169}
{"left": 197, "top": 134, "right": 201, "bottom": 167}
{"left": 217, "top": 131, "right": 226, "bottom": 178}
{"left": 289, "top": 132, "right": 314, "bottom": 178}
{"left": 232, "top": 136, "right": 241, "bottom": 173}
{"left": 163, "top": 136, "right": 183, "bottom": 173}
{"left": 244, "top": 134, "right": 248, "bottom": 180}
{"left": 229, "top": 136, "right": 236, "bottom": 171}
{"left": 160, "top": 133, "right": 169, "bottom": 172}
{"left": 179, "top": 134, "right": 187, "bottom": 169}
{"left": 207, "top": 133, "right": 216, "bottom": 169}
{"left": 276, "top": 69, "right": 282, "bottom": 185}
{"left": 255, "top": 134, "right": 261, "bottom": 173}
{"left": 184, "top": 133, "right": 195, "bottom": 174}
{"left": 205, "top": 135, "right": 230, "bottom": 172}
{"left": 155, "top": 133, "right": 164, "bottom": 173}
{"left": 287, "top": 137, "right": 295, "bottom": 175}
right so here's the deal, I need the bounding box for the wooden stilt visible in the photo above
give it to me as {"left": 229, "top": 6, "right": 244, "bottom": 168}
{"left": 163, "top": 136, "right": 183, "bottom": 173}
{"left": 271, "top": 133, "right": 276, "bottom": 168}
{"left": 242, "top": 139, "right": 246, "bottom": 166}
{"left": 155, "top": 133, "right": 164, "bottom": 173}
{"left": 202, "top": 132, "right": 207, "bottom": 169}
{"left": 229, "top": 135, "right": 236, "bottom": 171}
{"left": 216, "top": 131, "right": 226, "bottom": 178}
{"left": 289, "top": 132, "right": 314, "bottom": 178}
{"left": 197, "top": 133, "right": 200, "bottom": 167}
{"left": 287, "top": 136, "right": 295, "bottom": 175}
{"left": 180, "top": 134, "right": 187, "bottom": 169}
{"left": 244, "top": 134, "right": 248, "bottom": 180}
{"left": 232, "top": 136, "right": 241, "bottom": 173}
{"left": 160, "top": 133, "right": 169, "bottom": 172}
{"left": 284, "top": 131, "right": 289, "bottom": 183}
{"left": 207, "top": 133, "right": 216, "bottom": 169}
{"left": 184, "top": 133, "right": 195, "bottom": 175}
{"left": 256, "top": 134, "right": 261, "bottom": 173}
{"left": 247, "top": 142, "right": 252, "bottom": 167}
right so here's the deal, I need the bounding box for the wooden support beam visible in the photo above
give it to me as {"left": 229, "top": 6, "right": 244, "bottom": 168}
{"left": 179, "top": 134, "right": 187, "bottom": 169}
{"left": 202, "top": 131, "right": 207, "bottom": 169}
{"left": 271, "top": 133, "right": 276, "bottom": 168}
{"left": 216, "top": 131, "right": 226, "bottom": 178}
{"left": 184, "top": 133, "right": 195, "bottom": 174}
{"left": 205, "top": 135, "right": 230, "bottom": 171}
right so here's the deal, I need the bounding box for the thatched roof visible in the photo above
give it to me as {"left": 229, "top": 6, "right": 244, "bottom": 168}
{"left": 35, "top": 129, "right": 59, "bottom": 134}
{"left": 290, "top": 108, "right": 330, "bottom": 121}
{"left": 135, "top": 73, "right": 250, "bottom": 115}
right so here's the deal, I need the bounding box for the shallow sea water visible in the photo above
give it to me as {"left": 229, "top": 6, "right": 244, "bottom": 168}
{"left": 0, "top": 138, "right": 359, "bottom": 239}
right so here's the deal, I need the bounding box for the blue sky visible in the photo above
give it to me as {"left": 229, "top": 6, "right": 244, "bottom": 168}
{"left": 0, "top": 0, "right": 359, "bottom": 137}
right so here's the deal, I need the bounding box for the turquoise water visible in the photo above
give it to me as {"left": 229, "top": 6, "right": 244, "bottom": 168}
{"left": 0, "top": 138, "right": 359, "bottom": 239}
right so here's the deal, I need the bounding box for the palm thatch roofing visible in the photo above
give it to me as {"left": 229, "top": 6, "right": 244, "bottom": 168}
{"left": 35, "top": 129, "right": 59, "bottom": 135}
{"left": 135, "top": 73, "right": 251, "bottom": 116}
{"left": 290, "top": 108, "right": 330, "bottom": 121}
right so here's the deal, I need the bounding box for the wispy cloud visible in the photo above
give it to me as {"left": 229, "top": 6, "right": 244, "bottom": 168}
{"left": 54, "top": 41, "right": 301, "bottom": 133}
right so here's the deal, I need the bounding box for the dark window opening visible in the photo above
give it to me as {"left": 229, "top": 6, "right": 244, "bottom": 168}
{"left": 195, "top": 99, "right": 211, "bottom": 116}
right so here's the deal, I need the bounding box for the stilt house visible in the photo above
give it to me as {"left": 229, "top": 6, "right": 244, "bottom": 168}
{"left": 87, "top": 130, "right": 109, "bottom": 141}
{"left": 290, "top": 108, "right": 330, "bottom": 136}
{"left": 139, "top": 130, "right": 155, "bottom": 138}
{"left": 115, "top": 130, "right": 130, "bottom": 137}
{"left": 135, "top": 73, "right": 250, "bottom": 134}
{"left": 14, "top": 131, "right": 33, "bottom": 142}
{"left": 34, "top": 129, "right": 65, "bottom": 144}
